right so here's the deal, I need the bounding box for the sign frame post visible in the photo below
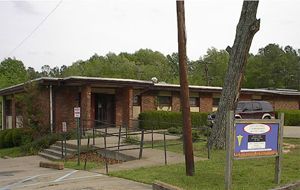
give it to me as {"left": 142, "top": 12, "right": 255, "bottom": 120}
{"left": 275, "top": 113, "right": 284, "bottom": 184}
{"left": 225, "top": 112, "right": 284, "bottom": 189}
{"left": 225, "top": 111, "right": 234, "bottom": 190}
{"left": 74, "top": 107, "right": 81, "bottom": 166}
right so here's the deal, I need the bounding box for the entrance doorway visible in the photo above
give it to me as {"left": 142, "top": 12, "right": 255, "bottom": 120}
{"left": 94, "top": 94, "right": 115, "bottom": 126}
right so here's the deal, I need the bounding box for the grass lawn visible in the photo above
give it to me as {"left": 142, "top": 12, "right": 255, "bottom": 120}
{"left": 63, "top": 160, "right": 103, "bottom": 171}
{"left": 110, "top": 138, "right": 300, "bottom": 190}
{"left": 0, "top": 147, "right": 23, "bottom": 158}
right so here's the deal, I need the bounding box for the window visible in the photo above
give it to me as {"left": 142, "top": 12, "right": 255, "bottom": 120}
{"left": 252, "top": 102, "right": 262, "bottom": 111}
{"left": 5, "top": 100, "right": 12, "bottom": 115}
{"left": 213, "top": 98, "right": 220, "bottom": 107}
{"left": 133, "top": 95, "right": 141, "bottom": 106}
{"left": 157, "top": 96, "right": 171, "bottom": 106}
{"left": 243, "top": 103, "right": 252, "bottom": 112}
{"left": 189, "top": 97, "right": 199, "bottom": 107}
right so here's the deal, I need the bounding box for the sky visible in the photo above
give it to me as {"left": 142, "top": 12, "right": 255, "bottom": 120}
{"left": 0, "top": 0, "right": 299, "bottom": 71}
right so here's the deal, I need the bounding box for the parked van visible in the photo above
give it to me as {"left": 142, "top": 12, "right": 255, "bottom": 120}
{"left": 208, "top": 101, "right": 275, "bottom": 124}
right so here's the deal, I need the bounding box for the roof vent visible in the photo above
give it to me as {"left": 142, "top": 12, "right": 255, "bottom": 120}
{"left": 151, "top": 77, "right": 158, "bottom": 83}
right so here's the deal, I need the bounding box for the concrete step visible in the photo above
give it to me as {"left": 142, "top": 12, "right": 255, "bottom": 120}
{"left": 54, "top": 141, "right": 78, "bottom": 149}
{"left": 42, "top": 148, "right": 67, "bottom": 158}
{"left": 38, "top": 140, "right": 80, "bottom": 161}
{"left": 38, "top": 151, "right": 61, "bottom": 161}
{"left": 50, "top": 145, "right": 77, "bottom": 154}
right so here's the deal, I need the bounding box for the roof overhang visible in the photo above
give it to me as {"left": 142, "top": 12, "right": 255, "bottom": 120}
{"left": 0, "top": 76, "right": 300, "bottom": 97}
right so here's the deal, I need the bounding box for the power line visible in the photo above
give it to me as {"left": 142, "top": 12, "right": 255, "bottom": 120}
{"left": 5, "top": 0, "right": 63, "bottom": 58}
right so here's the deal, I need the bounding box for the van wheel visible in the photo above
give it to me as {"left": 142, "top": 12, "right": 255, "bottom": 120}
{"left": 263, "top": 116, "right": 271, "bottom": 119}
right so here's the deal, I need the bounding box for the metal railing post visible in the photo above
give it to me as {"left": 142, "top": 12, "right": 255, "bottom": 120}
{"left": 104, "top": 126, "right": 108, "bottom": 174}
{"left": 61, "top": 136, "right": 64, "bottom": 159}
{"left": 118, "top": 126, "right": 121, "bottom": 151}
{"left": 164, "top": 131, "right": 167, "bottom": 165}
{"left": 139, "top": 129, "right": 145, "bottom": 159}
{"left": 84, "top": 137, "right": 90, "bottom": 170}
{"left": 93, "top": 120, "right": 95, "bottom": 145}
{"left": 64, "top": 134, "right": 67, "bottom": 158}
{"left": 151, "top": 126, "right": 154, "bottom": 149}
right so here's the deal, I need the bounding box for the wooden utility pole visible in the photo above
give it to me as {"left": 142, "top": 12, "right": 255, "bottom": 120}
{"left": 176, "top": 0, "right": 195, "bottom": 176}
{"left": 209, "top": 0, "right": 260, "bottom": 149}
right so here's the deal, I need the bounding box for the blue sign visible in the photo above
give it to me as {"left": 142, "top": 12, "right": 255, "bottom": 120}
{"left": 234, "top": 123, "right": 279, "bottom": 158}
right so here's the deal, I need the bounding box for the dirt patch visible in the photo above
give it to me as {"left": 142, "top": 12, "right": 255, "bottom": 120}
{"left": 66, "top": 151, "right": 122, "bottom": 164}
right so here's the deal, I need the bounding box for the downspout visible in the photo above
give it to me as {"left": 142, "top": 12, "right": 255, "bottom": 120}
{"left": 50, "top": 85, "right": 53, "bottom": 133}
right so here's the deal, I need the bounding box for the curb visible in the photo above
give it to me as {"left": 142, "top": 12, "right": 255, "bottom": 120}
{"left": 271, "top": 181, "right": 300, "bottom": 190}
{"left": 152, "top": 180, "right": 183, "bottom": 190}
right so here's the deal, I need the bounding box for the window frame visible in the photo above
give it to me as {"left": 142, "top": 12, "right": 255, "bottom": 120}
{"left": 157, "top": 96, "right": 172, "bottom": 107}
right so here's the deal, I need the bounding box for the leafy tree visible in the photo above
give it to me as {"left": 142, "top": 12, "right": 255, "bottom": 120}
{"left": 27, "top": 67, "right": 41, "bottom": 80}
{"left": 0, "top": 58, "right": 28, "bottom": 88}
{"left": 244, "top": 44, "right": 300, "bottom": 90}
{"left": 189, "top": 48, "right": 229, "bottom": 86}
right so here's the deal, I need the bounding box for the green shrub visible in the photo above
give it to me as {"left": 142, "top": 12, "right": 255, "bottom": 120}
{"left": 122, "top": 135, "right": 139, "bottom": 144}
{"left": 167, "top": 127, "right": 182, "bottom": 135}
{"left": 64, "top": 129, "right": 77, "bottom": 140}
{"left": 0, "top": 128, "right": 34, "bottom": 148}
{"left": 21, "top": 133, "right": 60, "bottom": 155}
{"left": 192, "top": 130, "right": 201, "bottom": 142}
{"left": 0, "top": 130, "right": 8, "bottom": 148}
{"left": 138, "top": 111, "right": 209, "bottom": 130}
{"left": 12, "top": 128, "right": 23, "bottom": 146}
{"left": 3, "top": 130, "right": 13, "bottom": 148}
{"left": 276, "top": 110, "right": 300, "bottom": 126}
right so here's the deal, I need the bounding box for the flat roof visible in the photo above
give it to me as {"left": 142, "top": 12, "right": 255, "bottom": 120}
{"left": 0, "top": 76, "right": 300, "bottom": 96}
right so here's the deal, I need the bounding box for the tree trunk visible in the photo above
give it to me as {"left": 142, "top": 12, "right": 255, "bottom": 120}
{"left": 209, "top": 0, "right": 260, "bottom": 149}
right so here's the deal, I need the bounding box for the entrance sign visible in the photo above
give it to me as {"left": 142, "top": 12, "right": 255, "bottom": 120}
{"left": 74, "top": 107, "right": 81, "bottom": 118}
{"left": 225, "top": 111, "right": 284, "bottom": 190}
{"left": 234, "top": 123, "right": 279, "bottom": 158}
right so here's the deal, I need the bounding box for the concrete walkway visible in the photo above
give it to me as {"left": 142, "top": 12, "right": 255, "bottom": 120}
{"left": 0, "top": 156, "right": 152, "bottom": 190}
{"left": 67, "top": 129, "right": 204, "bottom": 173}
{"left": 284, "top": 126, "right": 300, "bottom": 138}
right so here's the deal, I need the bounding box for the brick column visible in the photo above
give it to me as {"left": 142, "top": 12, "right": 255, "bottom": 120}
{"left": 141, "top": 93, "right": 156, "bottom": 112}
{"left": 11, "top": 96, "right": 16, "bottom": 129}
{"left": 2, "top": 96, "right": 6, "bottom": 130}
{"left": 115, "top": 89, "right": 123, "bottom": 126}
{"left": 199, "top": 93, "right": 213, "bottom": 112}
{"left": 81, "top": 85, "right": 92, "bottom": 129}
{"left": 171, "top": 92, "right": 181, "bottom": 112}
{"left": 122, "top": 87, "right": 133, "bottom": 129}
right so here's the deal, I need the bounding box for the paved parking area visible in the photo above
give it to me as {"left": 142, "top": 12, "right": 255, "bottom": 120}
{"left": 0, "top": 156, "right": 151, "bottom": 190}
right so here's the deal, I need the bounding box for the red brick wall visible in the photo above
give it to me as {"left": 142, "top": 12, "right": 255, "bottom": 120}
{"left": 81, "top": 85, "right": 92, "bottom": 129}
{"left": 115, "top": 87, "right": 133, "bottom": 127}
{"left": 239, "top": 94, "right": 252, "bottom": 101}
{"left": 123, "top": 87, "right": 133, "bottom": 128}
{"left": 54, "top": 86, "right": 78, "bottom": 132}
{"left": 141, "top": 92, "right": 156, "bottom": 112}
{"left": 200, "top": 93, "right": 212, "bottom": 112}
{"left": 31, "top": 87, "right": 51, "bottom": 131}
{"left": 91, "top": 93, "right": 96, "bottom": 126}
{"left": 172, "top": 92, "right": 181, "bottom": 112}
{"left": 11, "top": 96, "right": 16, "bottom": 128}
{"left": 273, "top": 96, "right": 299, "bottom": 110}
{"left": 115, "top": 88, "right": 123, "bottom": 126}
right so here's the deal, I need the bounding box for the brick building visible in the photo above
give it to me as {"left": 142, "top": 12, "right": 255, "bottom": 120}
{"left": 1, "top": 76, "right": 300, "bottom": 131}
